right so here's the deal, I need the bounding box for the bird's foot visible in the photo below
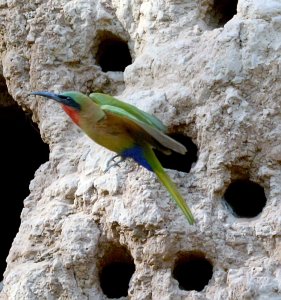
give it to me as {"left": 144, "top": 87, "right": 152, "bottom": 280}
{"left": 104, "top": 155, "right": 125, "bottom": 173}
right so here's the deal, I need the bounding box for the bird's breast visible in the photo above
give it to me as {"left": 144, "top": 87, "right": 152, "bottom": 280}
{"left": 80, "top": 114, "right": 137, "bottom": 154}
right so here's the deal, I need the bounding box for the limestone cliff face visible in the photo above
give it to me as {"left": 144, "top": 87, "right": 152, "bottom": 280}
{"left": 1, "top": 0, "right": 281, "bottom": 299}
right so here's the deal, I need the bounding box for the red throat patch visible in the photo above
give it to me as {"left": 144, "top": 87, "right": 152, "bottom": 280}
{"left": 62, "top": 105, "right": 79, "bottom": 125}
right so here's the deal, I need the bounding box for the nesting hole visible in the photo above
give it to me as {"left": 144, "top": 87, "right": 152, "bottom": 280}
{"left": 0, "top": 78, "right": 49, "bottom": 280}
{"left": 223, "top": 179, "right": 267, "bottom": 218}
{"left": 99, "top": 244, "right": 135, "bottom": 298}
{"left": 155, "top": 134, "right": 198, "bottom": 173}
{"left": 96, "top": 31, "right": 132, "bottom": 72}
{"left": 206, "top": 0, "right": 238, "bottom": 27}
{"left": 173, "top": 252, "right": 213, "bottom": 292}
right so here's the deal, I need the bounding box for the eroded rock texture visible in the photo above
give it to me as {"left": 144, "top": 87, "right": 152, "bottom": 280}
{"left": 1, "top": 0, "right": 281, "bottom": 299}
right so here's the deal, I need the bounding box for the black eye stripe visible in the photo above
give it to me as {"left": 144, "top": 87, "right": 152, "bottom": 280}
{"left": 58, "top": 95, "right": 81, "bottom": 110}
{"left": 59, "top": 95, "right": 71, "bottom": 100}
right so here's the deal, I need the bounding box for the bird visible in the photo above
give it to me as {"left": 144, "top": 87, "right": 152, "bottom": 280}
{"left": 31, "top": 91, "right": 195, "bottom": 224}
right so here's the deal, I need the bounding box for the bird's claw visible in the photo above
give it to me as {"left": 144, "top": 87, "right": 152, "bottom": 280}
{"left": 104, "top": 155, "right": 125, "bottom": 173}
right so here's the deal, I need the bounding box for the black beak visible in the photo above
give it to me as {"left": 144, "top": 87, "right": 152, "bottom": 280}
{"left": 31, "top": 91, "right": 63, "bottom": 103}
{"left": 31, "top": 91, "right": 80, "bottom": 110}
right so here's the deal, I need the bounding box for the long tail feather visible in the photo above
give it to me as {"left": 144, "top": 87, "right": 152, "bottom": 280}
{"left": 143, "top": 145, "right": 195, "bottom": 225}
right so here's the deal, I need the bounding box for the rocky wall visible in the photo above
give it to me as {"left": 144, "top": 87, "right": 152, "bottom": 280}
{"left": 1, "top": 0, "right": 281, "bottom": 299}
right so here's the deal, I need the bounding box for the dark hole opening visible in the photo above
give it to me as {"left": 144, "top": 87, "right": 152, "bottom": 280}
{"left": 207, "top": 0, "right": 238, "bottom": 27}
{"left": 96, "top": 32, "right": 132, "bottom": 72}
{"left": 0, "top": 84, "right": 49, "bottom": 281}
{"left": 155, "top": 134, "right": 198, "bottom": 173}
{"left": 173, "top": 252, "right": 213, "bottom": 292}
{"left": 99, "top": 245, "right": 135, "bottom": 298}
{"left": 223, "top": 179, "right": 267, "bottom": 218}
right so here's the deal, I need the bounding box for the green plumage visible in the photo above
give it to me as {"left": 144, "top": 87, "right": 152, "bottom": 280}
{"left": 89, "top": 92, "right": 167, "bottom": 132}
{"left": 142, "top": 145, "right": 194, "bottom": 224}
{"left": 32, "top": 91, "right": 195, "bottom": 224}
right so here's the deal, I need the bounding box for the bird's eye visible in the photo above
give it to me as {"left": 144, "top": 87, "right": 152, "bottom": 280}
{"left": 57, "top": 95, "right": 80, "bottom": 110}
{"left": 59, "top": 95, "right": 71, "bottom": 101}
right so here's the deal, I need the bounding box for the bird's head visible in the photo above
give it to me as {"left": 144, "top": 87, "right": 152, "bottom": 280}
{"left": 31, "top": 91, "right": 91, "bottom": 125}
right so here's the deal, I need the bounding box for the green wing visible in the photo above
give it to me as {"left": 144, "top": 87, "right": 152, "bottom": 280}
{"left": 89, "top": 92, "right": 167, "bottom": 132}
{"left": 100, "top": 104, "right": 187, "bottom": 155}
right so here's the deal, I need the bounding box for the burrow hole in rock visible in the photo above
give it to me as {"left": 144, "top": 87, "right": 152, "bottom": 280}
{"left": 0, "top": 76, "right": 49, "bottom": 281}
{"left": 96, "top": 31, "right": 132, "bottom": 72}
{"left": 223, "top": 179, "right": 267, "bottom": 218}
{"left": 98, "top": 244, "right": 135, "bottom": 298}
{"left": 173, "top": 252, "right": 213, "bottom": 292}
{"left": 155, "top": 134, "right": 198, "bottom": 173}
{"left": 206, "top": 0, "right": 238, "bottom": 28}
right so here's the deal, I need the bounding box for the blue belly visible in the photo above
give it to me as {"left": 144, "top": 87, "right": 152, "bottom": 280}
{"left": 121, "top": 146, "right": 152, "bottom": 171}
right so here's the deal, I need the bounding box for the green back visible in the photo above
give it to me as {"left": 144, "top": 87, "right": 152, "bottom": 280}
{"left": 89, "top": 93, "right": 167, "bottom": 132}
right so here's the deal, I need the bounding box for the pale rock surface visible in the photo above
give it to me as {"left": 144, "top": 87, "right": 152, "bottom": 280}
{"left": 0, "top": 0, "right": 281, "bottom": 299}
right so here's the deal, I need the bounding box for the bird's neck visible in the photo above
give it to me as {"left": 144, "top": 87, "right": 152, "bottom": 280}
{"left": 78, "top": 102, "right": 105, "bottom": 139}
{"left": 80, "top": 102, "right": 105, "bottom": 123}
{"left": 62, "top": 105, "right": 80, "bottom": 125}
{"left": 62, "top": 101, "right": 104, "bottom": 128}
